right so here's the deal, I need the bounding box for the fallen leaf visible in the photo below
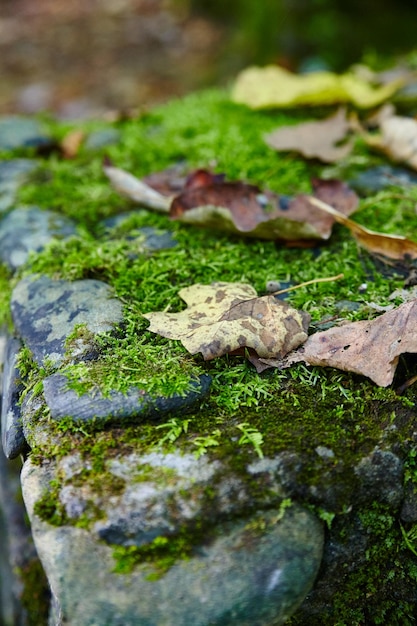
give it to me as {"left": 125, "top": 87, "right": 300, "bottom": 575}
{"left": 103, "top": 163, "right": 171, "bottom": 212}
{"left": 170, "top": 173, "right": 359, "bottom": 241}
{"left": 60, "top": 129, "right": 85, "bottom": 159}
{"left": 104, "top": 164, "right": 359, "bottom": 242}
{"left": 308, "top": 196, "right": 417, "bottom": 260}
{"left": 265, "top": 108, "right": 353, "bottom": 163}
{"left": 231, "top": 65, "right": 403, "bottom": 109}
{"left": 281, "top": 299, "right": 417, "bottom": 386}
{"left": 143, "top": 282, "right": 310, "bottom": 362}
{"left": 378, "top": 115, "right": 417, "bottom": 170}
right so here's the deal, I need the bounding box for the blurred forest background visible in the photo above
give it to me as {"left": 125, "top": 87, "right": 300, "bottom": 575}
{"left": 0, "top": 0, "right": 417, "bottom": 118}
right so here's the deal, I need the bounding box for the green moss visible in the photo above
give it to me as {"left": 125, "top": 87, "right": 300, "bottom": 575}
{"left": 287, "top": 504, "right": 417, "bottom": 625}
{"left": 33, "top": 479, "right": 68, "bottom": 526}
{"left": 112, "top": 532, "right": 194, "bottom": 578}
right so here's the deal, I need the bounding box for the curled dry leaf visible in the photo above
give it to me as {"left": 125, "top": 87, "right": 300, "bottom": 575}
{"left": 231, "top": 65, "right": 403, "bottom": 109}
{"left": 283, "top": 299, "right": 417, "bottom": 387}
{"left": 378, "top": 115, "right": 417, "bottom": 170}
{"left": 309, "top": 196, "right": 417, "bottom": 260}
{"left": 103, "top": 163, "right": 171, "bottom": 212}
{"left": 104, "top": 164, "right": 359, "bottom": 242}
{"left": 265, "top": 108, "right": 353, "bottom": 163}
{"left": 60, "top": 129, "right": 85, "bottom": 159}
{"left": 143, "top": 282, "right": 310, "bottom": 362}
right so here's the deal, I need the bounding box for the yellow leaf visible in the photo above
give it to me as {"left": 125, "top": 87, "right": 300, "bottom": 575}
{"left": 231, "top": 65, "right": 403, "bottom": 109}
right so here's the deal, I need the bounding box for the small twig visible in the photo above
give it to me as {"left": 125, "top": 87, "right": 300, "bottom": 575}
{"left": 396, "top": 374, "right": 417, "bottom": 395}
{"left": 270, "top": 273, "right": 344, "bottom": 296}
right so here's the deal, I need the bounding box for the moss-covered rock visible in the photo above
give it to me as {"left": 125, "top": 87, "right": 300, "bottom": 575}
{"left": 2, "top": 87, "right": 417, "bottom": 624}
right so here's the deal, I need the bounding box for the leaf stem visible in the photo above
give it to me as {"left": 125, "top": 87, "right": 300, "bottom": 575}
{"left": 271, "top": 273, "right": 344, "bottom": 296}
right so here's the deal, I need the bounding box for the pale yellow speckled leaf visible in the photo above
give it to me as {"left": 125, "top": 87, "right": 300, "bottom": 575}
{"left": 232, "top": 66, "right": 402, "bottom": 109}
{"left": 143, "top": 282, "right": 310, "bottom": 361}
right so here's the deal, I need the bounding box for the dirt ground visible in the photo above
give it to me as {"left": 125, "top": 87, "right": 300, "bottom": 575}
{"left": 0, "top": 0, "right": 227, "bottom": 118}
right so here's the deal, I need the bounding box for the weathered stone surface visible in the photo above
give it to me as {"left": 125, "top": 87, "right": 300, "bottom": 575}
{"left": 0, "top": 207, "right": 77, "bottom": 270}
{"left": 400, "top": 482, "right": 417, "bottom": 522}
{"left": 1, "top": 336, "right": 27, "bottom": 459}
{"left": 11, "top": 274, "right": 124, "bottom": 366}
{"left": 354, "top": 448, "right": 404, "bottom": 508}
{"left": 0, "top": 159, "right": 38, "bottom": 213}
{"left": 0, "top": 116, "right": 51, "bottom": 151}
{"left": 22, "top": 457, "right": 324, "bottom": 626}
{"left": 102, "top": 215, "right": 177, "bottom": 250}
{"left": 42, "top": 373, "right": 212, "bottom": 425}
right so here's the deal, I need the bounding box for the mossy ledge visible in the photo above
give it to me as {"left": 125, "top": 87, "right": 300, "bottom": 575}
{"left": 3, "top": 87, "right": 417, "bottom": 624}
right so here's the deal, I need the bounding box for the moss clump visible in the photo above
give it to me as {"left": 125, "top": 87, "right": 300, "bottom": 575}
{"left": 289, "top": 503, "right": 417, "bottom": 625}
{"left": 33, "top": 479, "right": 68, "bottom": 527}
{"left": 112, "top": 533, "right": 195, "bottom": 579}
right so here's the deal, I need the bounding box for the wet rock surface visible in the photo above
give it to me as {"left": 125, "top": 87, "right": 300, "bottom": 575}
{"left": 1, "top": 337, "right": 27, "bottom": 459}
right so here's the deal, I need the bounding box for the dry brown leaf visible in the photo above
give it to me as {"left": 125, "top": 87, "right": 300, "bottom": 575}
{"left": 308, "top": 196, "right": 417, "bottom": 260}
{"left": 143, "top": 282, "right": 310, "bottom": 362}
{"left": 282, "top": 299, "right": 417, "bottom": 386}
{"left": 104, "top": 164, "right": 359, "bottom": 242}
{"left": 103, "top": 163, "right": 171, "bottom": 212}
{"left": 60, "top": 129, "right": 85, "bottom": 159}
{"left": 265, "top": 108, "right": 353, "bottom": 163}
{"left": 170, "top": 173, "right": 358, "bottom": 241}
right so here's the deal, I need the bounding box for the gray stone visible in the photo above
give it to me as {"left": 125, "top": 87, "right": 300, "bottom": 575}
{"left": 101, "top": 215, "right": 177, "bottom": 250}
{"left": 334, "top": 300, "right": 362, "bottom": 313}
{"left": 0, "top": 159, "right": 38, "bottom": 214}
{"left": 0, "top": 116, "right": 51, "bottom": 151}
{"left": 1, "top": 336, "right": 27, "bottom": 459}
{"left": 11, "top": 274, "right": 124, "bottom": 366}
{"left": 22, "top": 457, "right": 324, "bottom": 626}
{"left": 400, "top": 482, "right": 417, "bottom": 522}
{"left": 354, "top": 448, "right": 404, "bottom": 508}
{"left": 84, "top": 128, "right": 121, "bottom": 150}
{"left": 42, "top": 372, "right": 212, "bottom": 425}
{"left": 132, "top": 225, "right": 177, "bottom": 250}
{"left": 0, "top": 206, "right": 77, "bottom": 270}
{"left": 350, "top": 165, "right": 417, "bottom": 195}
